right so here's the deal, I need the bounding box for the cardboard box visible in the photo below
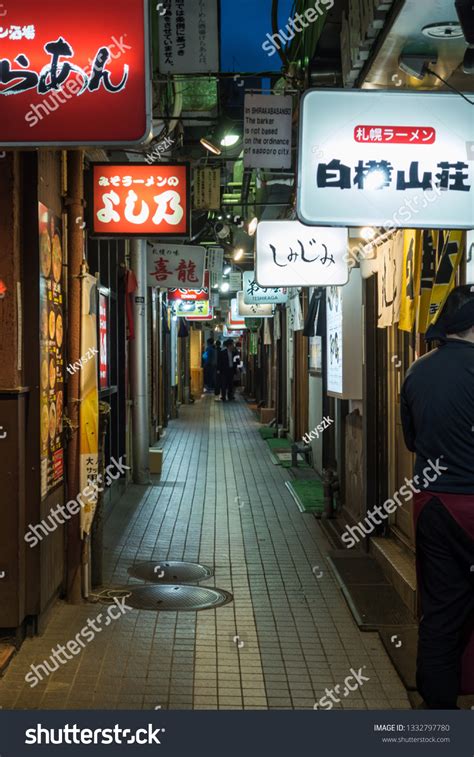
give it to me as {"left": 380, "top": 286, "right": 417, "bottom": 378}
{"left": 149, "top": 449, "right": 163, "bottom": 474}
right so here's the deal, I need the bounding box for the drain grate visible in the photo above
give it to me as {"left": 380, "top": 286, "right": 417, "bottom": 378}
{"left": 128, "top": 560, "right": 213, "bottom": 584}
{"left": 123, "top": 584, "right": 233, "bottom": 612}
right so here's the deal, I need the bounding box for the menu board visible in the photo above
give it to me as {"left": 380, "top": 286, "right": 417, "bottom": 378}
{"left": 39, "top": 203, "right": 64, "bottom": 500}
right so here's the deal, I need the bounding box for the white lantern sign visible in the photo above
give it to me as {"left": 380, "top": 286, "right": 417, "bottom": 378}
{"left": 298, "top": 89, "right": 474, "bottom": 230}
{"left": 256, "top": 220, "right": 349, "bottom": 287}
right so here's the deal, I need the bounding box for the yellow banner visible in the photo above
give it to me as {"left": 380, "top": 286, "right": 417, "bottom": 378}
{"left": 80, "top": 273, "right": 99, "bottom": 537}
{"left": 427, "top": 230, "right": 464, "bottom": 327}
{"left": 398, "top": 230, "right": 422, "bottom": 333}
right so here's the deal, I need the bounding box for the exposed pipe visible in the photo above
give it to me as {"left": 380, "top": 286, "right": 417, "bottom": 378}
{"left": 130, "top": 239, "right": 150, "bottom": 485}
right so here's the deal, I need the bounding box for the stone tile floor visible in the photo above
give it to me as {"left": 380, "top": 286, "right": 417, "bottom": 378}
{"left": 0, "top": 395, "right": 410, "bottom": 710}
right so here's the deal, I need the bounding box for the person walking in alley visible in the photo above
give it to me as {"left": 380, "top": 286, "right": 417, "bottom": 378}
{"left": 202, "top": 337, "right": 216, "bottom": 392}
{"left": 401, "top": 285, "right": 474, "bottom": 710}
{"left": 218, "top": 339, "right": 240, "bottom": 401}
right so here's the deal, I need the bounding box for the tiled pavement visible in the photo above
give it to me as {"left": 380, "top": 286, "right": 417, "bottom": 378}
{"left": 0, "top": 395, "right": 411, "bottom": 710}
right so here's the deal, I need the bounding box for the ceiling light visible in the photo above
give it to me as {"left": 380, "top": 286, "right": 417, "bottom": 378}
{"left": 223, "top": 265, "right": 232, "bottom": 275}
{"left": 421, "top": 22, "right": 463, "bottom": 39}
{"left": 360, "top": 227, "right": 376, "bottom": 241}
{"left": 221, "top": 282, "right": 230, "bottom": 293}
{"left": 233, "top": 248, "right": 244, "bottom": 261}
{"left": 248, "top": 217, "right": 258, "bottom": 236}
{"left": 221, "top": 133, "right": 240, "bottom": 148}
{"left": 200, "top": 137, "right": 222, "bottom": 156}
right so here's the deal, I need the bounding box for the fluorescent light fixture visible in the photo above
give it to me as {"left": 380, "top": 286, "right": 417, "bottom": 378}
{"left": 233, "top": 248, "right": 244, "bottom": 261}
{"left": 200, "top": 137, "right": 222, "bottom": 156}
{"left": 223, "top": 265, "right": 232, "bottom": 275}
{"left": 220, "top": 282, "right": 230, "bottom": 293}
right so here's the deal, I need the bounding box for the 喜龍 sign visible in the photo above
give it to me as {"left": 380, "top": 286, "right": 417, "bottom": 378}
{"left": 242, "top": 271, "right": 288, "bottom": 304}
{"left": 90, "top": 163, "right": 190, "bottom": 238}
{"left": 148, "top": 244, "right": 206, "bottom": 289}
{"left": 298, "top": 90, "right": 474, "bottom": 230}
{"left": 168, "top": 271, "right": 210, "bottom": 301}
{"left": 0, "top": 0, "right": 149, "bottom": 145}
{"left": 256, "top": 221, "right": 349, "bottom": 287}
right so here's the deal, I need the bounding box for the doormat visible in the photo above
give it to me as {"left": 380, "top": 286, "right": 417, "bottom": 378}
{"left": 276, "top": 452, "right": 310, "bottom": 468}
{"left": 285, "top": 479, "right": 325, "bottom": 514}
{"left": 258, "top": 427, "right": 277, "bottom": 440}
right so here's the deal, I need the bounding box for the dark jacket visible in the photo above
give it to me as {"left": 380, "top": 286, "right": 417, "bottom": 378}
{"left": 218, "top": 347, "right": 240, "bottom": 374}
{"left": 400, "top": 339, "right": 474, "bottom": 493}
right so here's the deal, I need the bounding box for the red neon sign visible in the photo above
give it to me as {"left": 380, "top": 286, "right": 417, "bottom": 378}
{"left": 90, "top": 163, "right": 190, "bottom": 238}
{"left": 0, "top": 0, "right": 149, "bottom": 145}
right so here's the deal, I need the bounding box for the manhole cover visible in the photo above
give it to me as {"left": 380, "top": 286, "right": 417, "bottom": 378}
{"left": 128, "top": 560, "right": 213, "bottom": 583}
{"left": 124, "top": 584, "right": 233, "bottom": 611}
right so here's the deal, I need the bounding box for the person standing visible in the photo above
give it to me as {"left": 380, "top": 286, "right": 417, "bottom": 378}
{"left": 401, "top": 285, "right": 474, "bottom": 709}
{"left": 218, "top": 339, "right": 240, "bottom": 401}
{"left": 202, "top": 337, "right": 215, "bottom": 392}
{"left": 214, "top": 339, "right": 222, "bottom": 397}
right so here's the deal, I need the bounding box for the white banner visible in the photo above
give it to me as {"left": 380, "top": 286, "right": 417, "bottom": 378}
{"left": 242, "top": 271, "right": 288, "bottom": 304}
{"left": 256, "top": 220, "right": 349, "bottom": 287}
{"left": 158, "top": 0, "right": 219, "bottom": 74}
{"left": 148, "top": 244, "right": 206, "bottom": 289}
{"left": 244, "top": 94, "right": 292, "bottom": 170}
{"left": 298, "top": 90, "right": 474, "bottom": 230}
{"left": 237, "top": 291, "right": 273, "bottom": 318}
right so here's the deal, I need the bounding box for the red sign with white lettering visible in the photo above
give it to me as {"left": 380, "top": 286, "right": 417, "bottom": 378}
{"left": 0, "top": 0, "right": 149, "bottom": 145}
{"left": 354, "top": 126, "right": 436, "bottom": 145}
{"left": 168, "top": 271, "right": 210, "bottom": 301}
{"left": 99, "top": 292, "right": 108, "bottom": 389}
{"left": 90, "top": 163, "right": 190, "bottom": 238}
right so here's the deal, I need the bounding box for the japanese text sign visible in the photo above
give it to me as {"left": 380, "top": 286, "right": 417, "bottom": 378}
{"left": 298, "top": 90, "right": 474, "bottom": 230}
{"left": 243, "top": 271, "right": 288, "bottom": 304}
{"left": 157, "top": 0, "right": 219, "bottom": 74}
{"left": 0, "top": 0, "right": 149, "bottom": 145}
{"left": 168, "top": 271, "right": 210, "bottom": 301}
{"left": 174, "top": 299, "right": 210, "bottom": 317}
{"left": 91, "top": 163, "right": 190, "bottom": 238}
{"left": 237, "top": 292, "right": 273, "bottom": 318}
{"left": 148, "top": 244, "right": 205, "bottom": 289}
{"left": 256, "top": 221, "right": 349, "bottom": 287}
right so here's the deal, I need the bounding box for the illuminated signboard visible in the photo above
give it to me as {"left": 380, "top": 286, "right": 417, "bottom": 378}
{"left": 90, "top": 163, "right": 190, "bottom": 238}
{"left": 0, "top": 0, "right": 150, "bottom": 146}
{"left": 256, "top": 221, "right": 349, "bottom": 287}
{"left": 298, "top": 90, "right": 474, "bottom": 230}
{"left": 148, "top": 244, "right": 206, "bottom": 289}
{"left": 99, "top": 291, "right": 108, "bottom": 389}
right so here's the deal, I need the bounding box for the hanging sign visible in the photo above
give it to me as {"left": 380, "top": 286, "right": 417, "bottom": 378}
{"left": 174, "top": 300, "right": 210, "bottom": 317}
{"left": 207, "top": 247, "right": 224, "bottom": 276}
{"left": 229, "top": 272, "right": 242, "bottom": 291}
{"left": 168, "top": 271, "right": 210, "bottom": 301}
{"left": 158, "top": 0, "right": 219, "bottom": 74}
{"left": 237, "top": 292, "right": 273, "bottom": 318}
{"left": 90, "top": 163, "right": 190, "bottom": 238}
{"left": 148, "top": 244, "right": 206, "bottom": 289}
{"left": 256, "top": 220, "right": 349, "bottom": 287}
{"left": 186, "top": 306, "right": 214, "bottom": 321}
{"left": 99, "top": 291, "right": 109, "bottom": 389}
{"left": 242, "top": 271, "right": 287, "bottom": 304}
{"left": 194, "top": 168, "right": 221, "bottom": 210}
{"left": 0, "top": 0, "right": 150, "bottom": 146}
{"left": 228, "top": 299, "right": 246, "bottom": 329}
{"left": 80, "top": 273, "right": 99, "bottom": 537}
{"left": 298, "top": 90, "right": 474, "bottom": 230}
{"left": 244, "top": 94, "right": 292, "bottom": 170}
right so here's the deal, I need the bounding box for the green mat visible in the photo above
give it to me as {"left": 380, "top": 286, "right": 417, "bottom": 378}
{"left": 285, "top": 479, "right": 325, "bottom": 514}
{"left": 265, "top": 437, "right": 291, "bottom": 450}
{"left": 258, "top": 427, "right": 278, "bottom": 440}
